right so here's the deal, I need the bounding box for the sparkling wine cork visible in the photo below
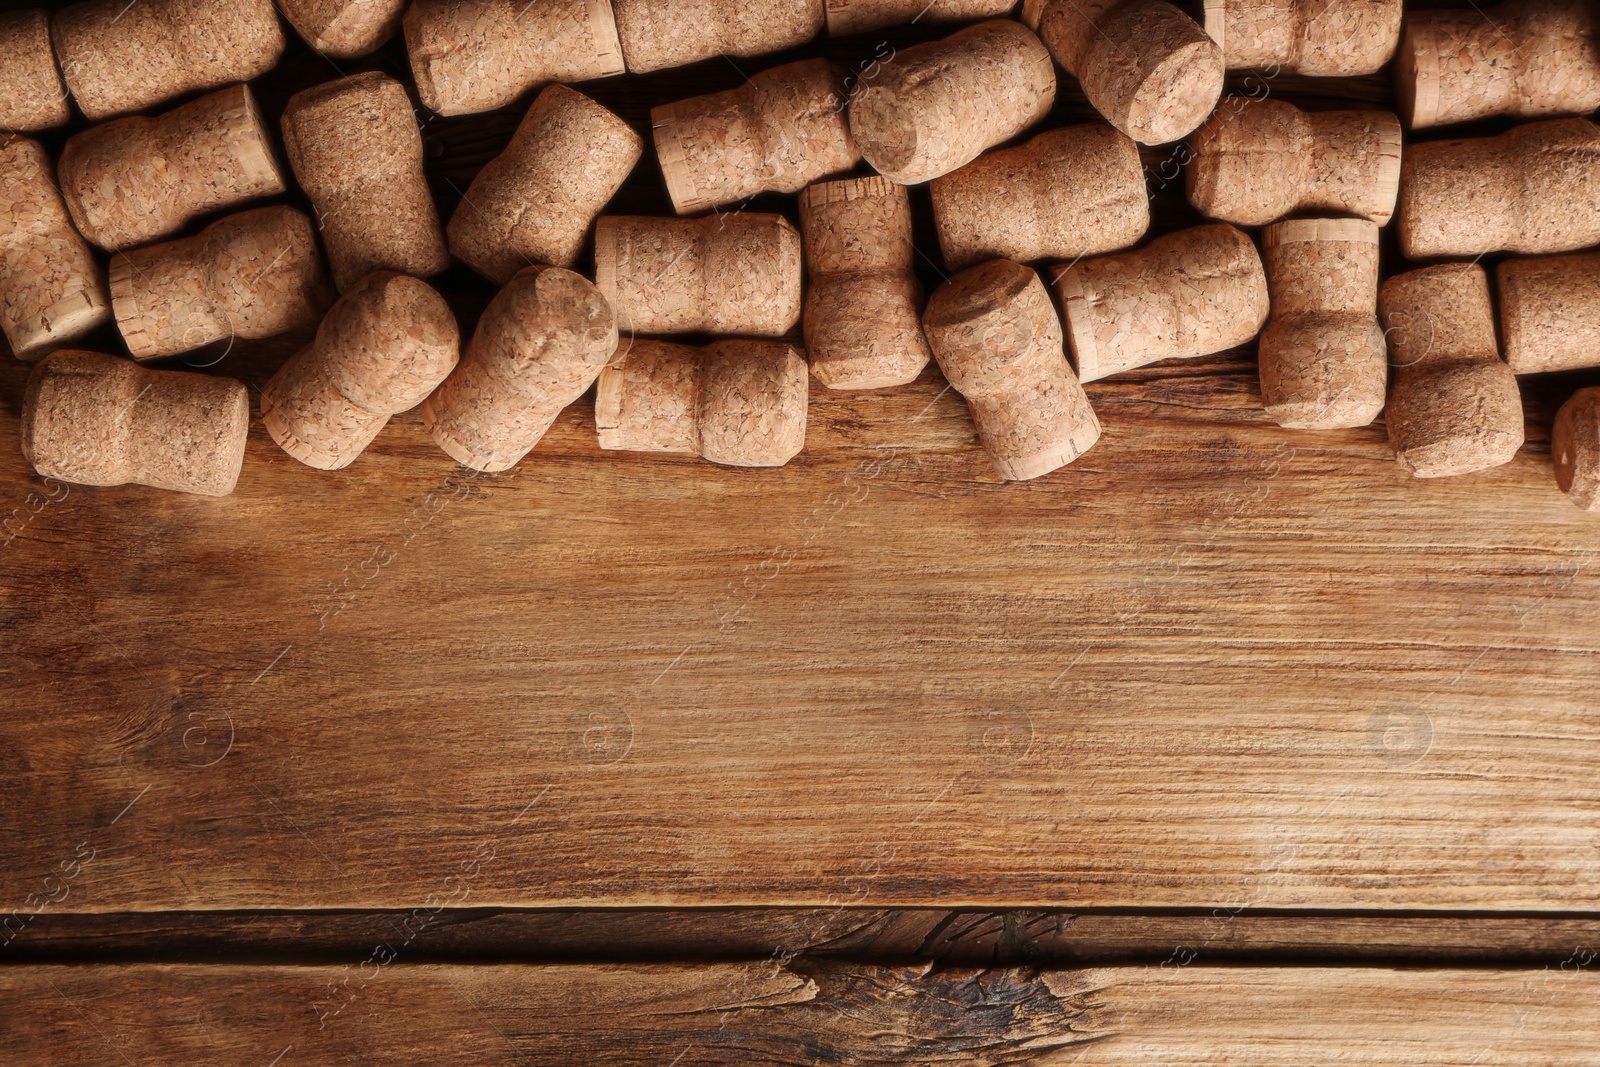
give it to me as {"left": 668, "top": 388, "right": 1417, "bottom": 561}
{"left": 825, "top": 0, "right": 1016, "bottom": 36}
{"left": 279, "top": 0, "right": 407, "bottom": 59}
{"left": 421, "top": 265, "right": 618, "bottom": 472}
{"left": 922, "top": 260, "right": 1101, "bottom": 481}
{"left": 1378, "top": 263, "right": 1523, "bottom": 478}
{"left": 653, "top": 58, "right": 858, "bottom": 215}
{"left": 930, "top": 122, "right": 1148, "bottom": 271}
{"left": 261, "top": 272, "right": 459, "bottom": 470}
{"left": 109, "top": 205, "right": 332, "bottom": 362}
{"left": 1499, "top": 252, "right": 1600, "bottom": 375}
{"left": 403, "top": 0, "right": 624, "bottom": 118}
{"left": 1023, "top": 0, "right": 1222, "bottom": 145}
{"left": 616, "top": 0, "right": 822, "bottom": 74}
{"left": 281, "top": 73, "right": 449, "bottom": 294}
{"left": 1257, "top": 218, "right": 1386, "bottom": 430}
{"left": 448, "top": 85, "right": 641, "bottom": 285}
{"left": 1397, "top": 0, "right": 1600, "bottom": 130}
{"left": 1397, "top": 117, "right": 1600, "bottom": 259}
{"left": 50, "top": 0, "right": 284, "bottom": 121}
{"left": 57, "top": 84, "right": 285, "bottom": 253}
{"left": 21, "top": 348, "right": 249, "bottom": 496}
{"left": 596, "top": 338, "right": 808, "bottom": 466}
{"left": 0, "top": 10, "right": 69, "bottom": 132}
{"left": 0, "top": 135, "right": 111, "bottom": 361}
{"left": 1553, "top": 387, "right": 1600, "bottom": 511}
{"left": 1203, "top": 0, "right": 1402, "bottom": 76}
{"left": 594, "top": 213, "right": 802, "bottom": 337}
{"left": 798, "top": 177, "right": 930, "bottom": 390}
{"left": 1186, "top": 98, "right": 1402, "bottom": 227}
{"left": 1050, "top": 223, "right": 1268, "bottom": 383}
{"left": 849, "top": 20, "right": 1055, "bottom": 185}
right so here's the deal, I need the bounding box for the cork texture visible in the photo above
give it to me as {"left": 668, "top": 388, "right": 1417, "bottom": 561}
{"left": 1498, "top": 251, "right": 1600, "bottom": 375}
{"left": 280, "top": 0, "right": 407, "bottom": 59}
{"left": 1204, "top": 0, "right": 1402, "bottom": 76}
{"left": 20, "top": 348, "right": 249, "bottom": 495}
{"left": 653, "top": 58, "right": 858, "bottom": 215}
{"left": 617, "top": 0, "right": 823, "bottom": 74}
{"left": 0, "top": 9, "right": 69, "bottom": 132}
{"left": 1553, "top": 387, "right": 1600, "bottom": 511}
{"left": 923, "top": 259, "right": 1102, "bottom": 481}
{"left": 825, "top": 0, "right": 1016, "bottom": 37}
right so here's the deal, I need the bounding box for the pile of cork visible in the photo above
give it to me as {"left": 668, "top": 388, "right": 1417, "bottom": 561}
{"left": 3, "top": 0, "right": 1600, "bottom": 511}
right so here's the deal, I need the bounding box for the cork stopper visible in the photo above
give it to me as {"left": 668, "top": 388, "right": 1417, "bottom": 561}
{"left": 594, "top": 213, "right": 802, "bottom": 337}
{"left": 798, "top": 177, "right": 930, "bottom": 390}
{"left": 1257, "top": 218, "right": 1386, "bottom": 430}
{"left": 261, "top": 272, "right": 460, "bottom": 470}
{"left": 403, "top": 0, "right": 625, "bottom": 118}
{"left": 50, "top": 0, "right": 284, "bottom": 121}
{"left": 279, "top": 0, "right": 407, "bottom": 59}
{"left": 281, "top": 73, "right": 450, "bottom": 293}
{"left": 825, "top": 0, "right": 1017, "bottom": 37}
{"left": 1499, "top": 252, "right": 1600, "bottom": 375}
{"left": 922, "top": 259, "right": 1102, "bottom": 481}
{"left": 1025, "top": 0, "right": 1223, "bottom": 145}
{"left": 0, "top": 135, "right": 112, "bottom": 361}
{"left": 1203, "top": 0, "right": 1401, "bottom": 76}
{"left": 849, "top": 20, "right": 1056, "bottom": 185}
{"left": 109, "top": 205, "right": 333, "bottom": 362}
{"left": 20, "top": 348, "right": 250, "bottom": 496}
{"left": 653, "top": 58, "right": 858, "bottom": 215}
{"left": 421, "top": 265, "right": 618, "bottom": 472}
{"left": 1050, "top": 223, "right": 1269, "bottom": 383}
{"left": 930, "top": 122, "right": 1149, "bottom": 271}
{"left": 1378, "top": 263, "right": 1524, "bottom": 478}
{"left": 616, "top": 0, "right": 823, "bottom": 75}
{"left": 1396, "top": 0, "right": 1600, "bottom": 131}
{"left": 1397, "top": 117, "right": 1600, "bottom": 259}
{"left": 448, "top": 85, "right": 641, "bottom": 285}
{"left": 0, "top": 10, "right": 69, "bottom": 132}
{"left": 596, "top": 338, "right": 808, "bottom": 466}
{"left": 1553, "top": 387, "right": 1600, "bottom": 511}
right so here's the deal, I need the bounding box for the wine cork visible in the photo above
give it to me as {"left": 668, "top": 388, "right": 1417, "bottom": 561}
{"left": 109, "top": 205, "right": 332, "bottom": 362}
{"left": 1023, "top": 0, "right": 1222, "bottom": 145}
{"left": 849, "top": 20, "right": 1056, "bottom": 185}
{"left": 1203, "top": 0, "right": 1402, "bottom": 76}
{"left": 403, "top": 0, "right": 624, "bottom": 118}
{"left": 421, "top": 265, "right": 618, "bottom": 472}
{"left": 1499, "top": 252, "right": 1600, "bottom": 375}
{"left": 1397, "top": 117, "right": 1600, "bottom": 259}
{"left": 1396, "top": 0, "right": 1600, "bottom": 130}
{"left": 448, "top": 85, "right": 641, "bottom": 285}
{"left": 1553, "top": 388, "right": 1600, "bottom": 511}
{"left": 282, "top": 73, "right": 450, "bottom": 294}
{"left": 1186, "top": 98, "right": 1402, "bottom": 227}
{"left": 1378, "top": 263, "right": 1524, "bottom": 478}
{"left": 596, "top": 338, "right": 808, "bottom": 466}
{"left": 930, "top": 122, "right": 1149, "bottom": 271}
{"left": 57, "top": 84, "right": 285, "bottom": 253}
{"left": 616, "top": 0, "right": 823, "bottom": 74}
{"left": 50, "top": 0, "right": 284, "bottom": 121}
{"left": 594, "top": 214, "right": 802, "bottom": 337}
{"left": 922, "top": 260, "right": 1101, "bottom": 481}
{"left": 1257, "top": 218, "right": 1386, "bottom": 430}
{"left": 1050, "top": 223, "right": 1268, "bottom": 383}
{"left": 0, "top": 136, "right": 111, "bottom": 361}
{"left": 261, "top": 272, "right": 459, "bottom": 470}
{"left": 825, "top": 0, "right": 1016, "bottom": 37}
{"left": 0, "top": 10, "right": 69, "bottom": 132}
{"left": 279, "top": 0, "right": 407, "bottom": 59}
{"left": 20, "top": 348, "right": 249, "bottom": 496}
{"left": 798, "top": 177, "right": 930, "bottom": 390}
{"left": 653, "top": 58, "right": 858, "bottom": 215}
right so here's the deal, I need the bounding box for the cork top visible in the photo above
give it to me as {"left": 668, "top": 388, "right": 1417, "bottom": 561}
{"left": 319, "top": 272, "right": 460, "bottom": 416}
{"left": 923, "top": 260, "right": 1050, "bottom": 392}
{"left": 1261, "top": 217, "right": 1380, "bottom": 248}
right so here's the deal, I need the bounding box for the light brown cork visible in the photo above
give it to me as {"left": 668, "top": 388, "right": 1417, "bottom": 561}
{"left": 1396, "top": 0, "right": 1600, "bottom": 130}
{"left": 1024, "top": 0, "right": 1222, "bottom": 145}
{"left": 616, "top": 0, "right": 823, "bottom": 74}
{"left": 57, "top": 84, "right": 285, "bottom": 253}
{"left": 1378, "top": 263, "right": 1524, "bottom": 478}
{"left": 596, "top": 338, "right": 808, "bottom": 466}
{"left": 1257, "top": 218, "right": 1386, "bottom": 430}
{"left": 653, "top": 58, "right": 858, "bottom": 215}
{"left": 281, "top": 73, "right": 450, "bottom": 294}
{"left": 109, "top": 205, "right": 333, "bottom": 362}
{"left": 50, "top": 0, "right": 284, "bottom": 121}
{"left": 1203, "top": 0, "right": 1401, "bottom": 76}
{"left": 403, "top": 0, "right": 625, "bottom": 118}
{"left": 0, "top": 10, "right": 69, "bottom": 132}
{"left": 421, "top": 265, "right": 618, "bottom": 472}
{"left": 1186, "top": 97, "right": 1402, "bottom": 227}
{"left": 825, "top": 0, "right": 1016, "bottom": 37}
{"left": 849, "top": 20, "right": 1056, "bottom": 185}
{"left": 20, "top": 348, "right": 249, "bottom": 496}
{"left": 1397, "top": 117, "right": 1600, "bottom": 259}
{"left": 261, "top": 272, "right": 459, "bottom": 470}
{"left": 279, "top": 0, "right": 407, "bottom": 59}
{"left": 1498, "top": 252, "right": 1600, "bottom": 375}
{"left": 594, "top": 213, "right": 802, "bottom": 337}
{"left": 448, "top": 85, "right": 640, "bottom": 285}
{"left": 930, "top": 122, "right": 1148, "bottom": 271}
{"left": 798, "top": 176, "right": 930, "bottom": 390}
{"left": 1553, "top": 387, "right": 1600, "bottom": 510}
{"left": 1050, "top": 223, "right": 1269, "bottom": 383}
{"left": 0, "top": 135, "right": 110, "bottom": 361}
